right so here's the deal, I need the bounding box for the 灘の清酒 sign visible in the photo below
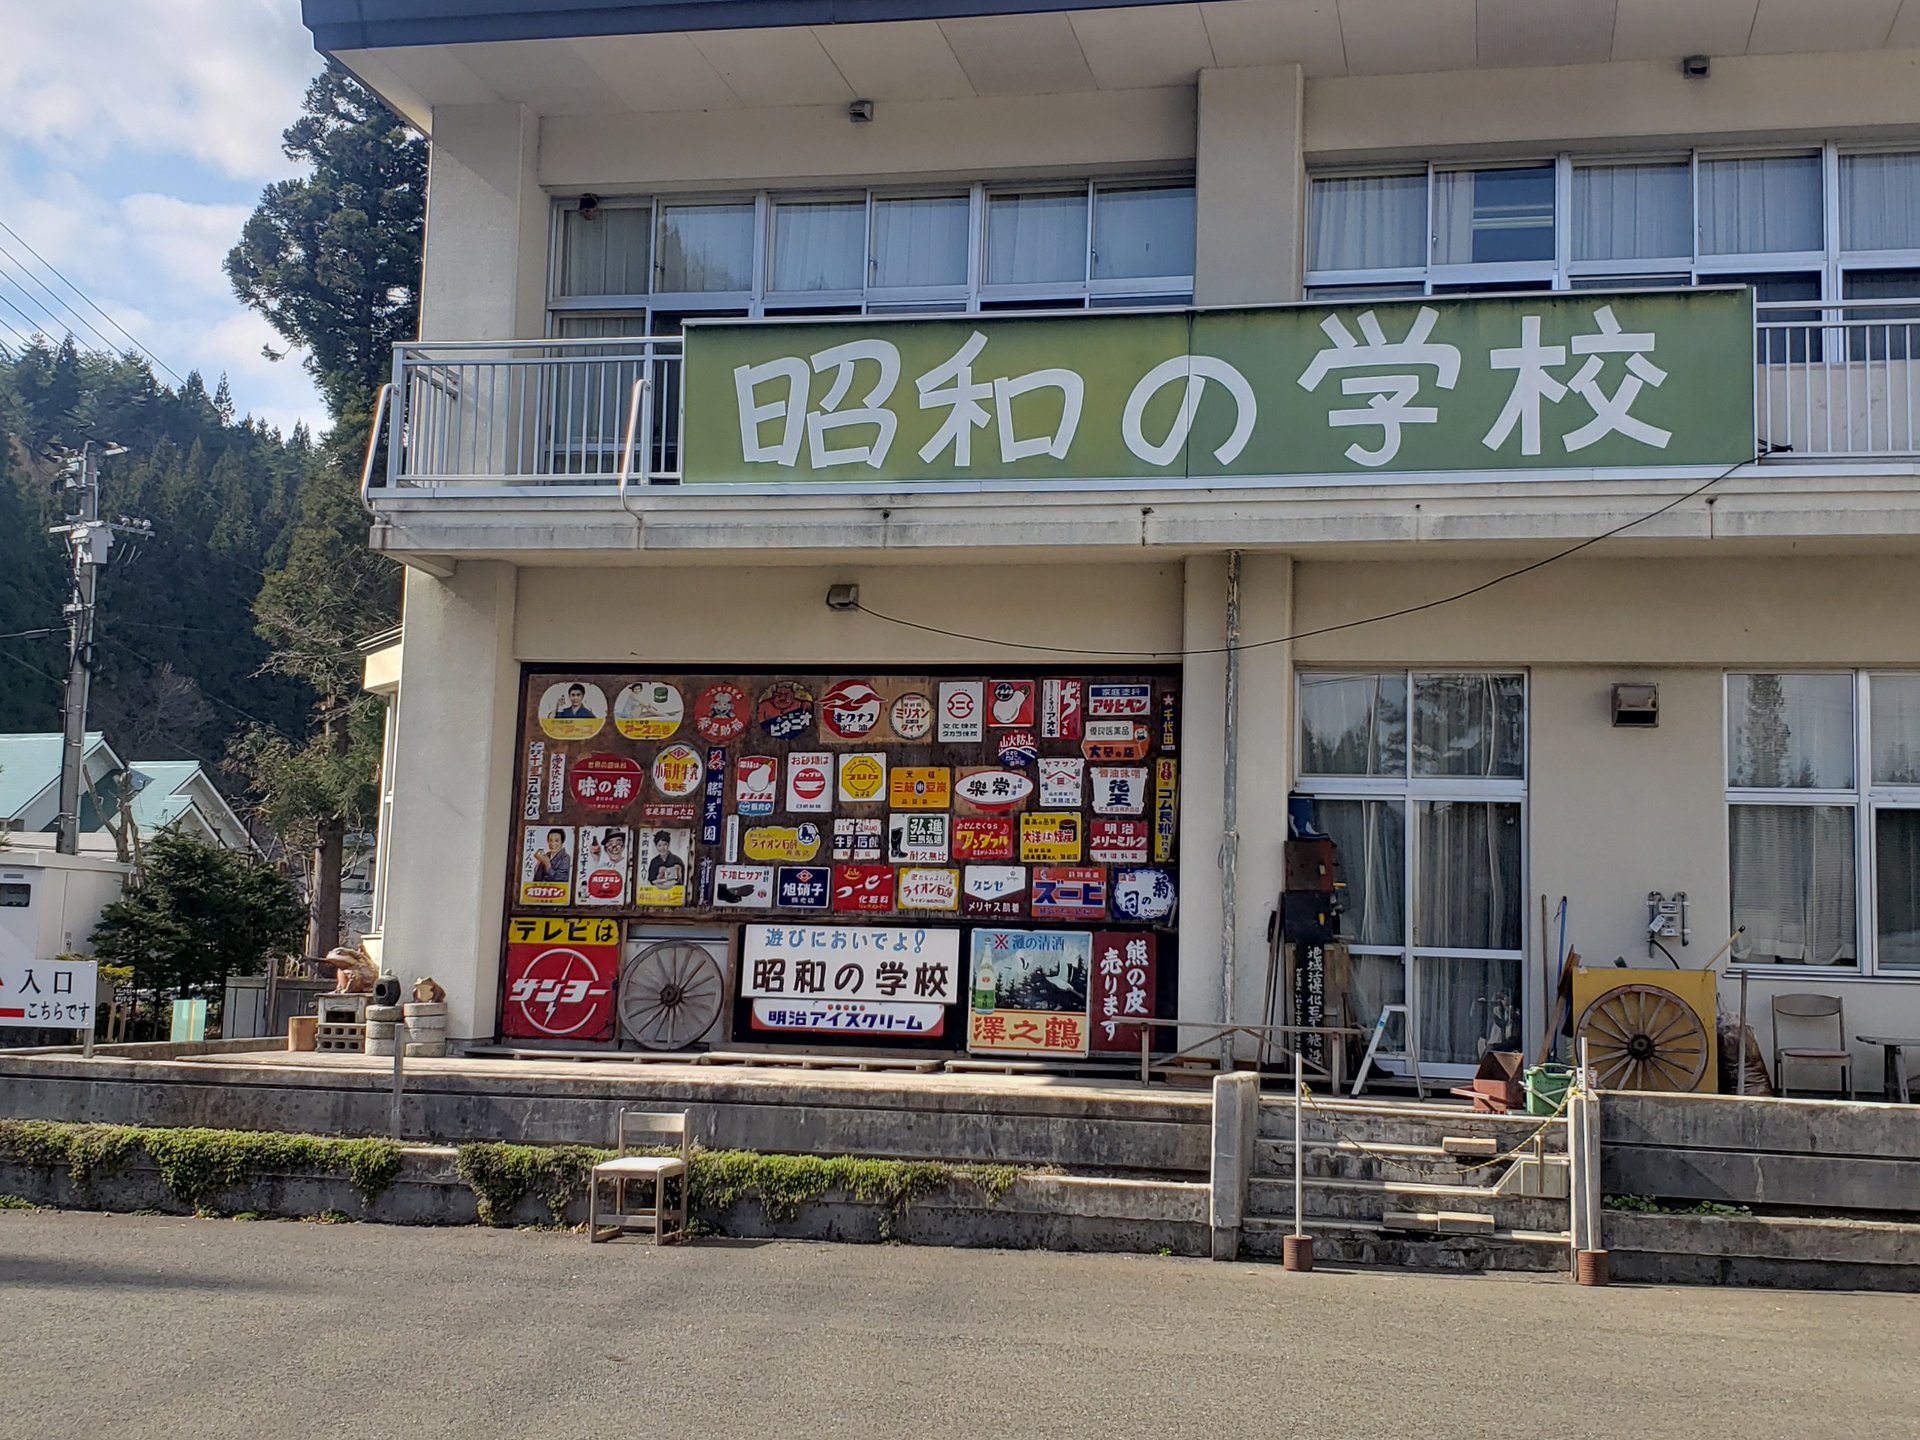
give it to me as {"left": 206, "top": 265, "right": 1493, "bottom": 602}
{"left": 680, "top": 289, "right": 1754, "bottom": 484}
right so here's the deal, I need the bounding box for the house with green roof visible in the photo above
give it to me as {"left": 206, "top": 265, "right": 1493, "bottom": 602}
{"left": 0, "top": 733, "right": 252, "bottom": 854}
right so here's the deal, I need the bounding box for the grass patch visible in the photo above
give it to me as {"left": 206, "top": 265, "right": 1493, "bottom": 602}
{"left": 453, "top": 1143, "right": 1030, "bottom": 1238}
{"left": 454, "top": 1143, "right": 611, "bottom": 1226}
{"left": 0, "top": 1120, "right": 403, "bottom": 1212}
{"left": 2, "top": 1120, "right": 1035, "bottom": 1237}
{"left": 1604, "top": 1194, "right": 1754, "bottom": 1218}
{"left": 0, "top": 1194, "right": 42, "bottom": 1210}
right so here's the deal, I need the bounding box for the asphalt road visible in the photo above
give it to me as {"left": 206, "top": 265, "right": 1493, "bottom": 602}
{"left": 2, "top": 1211, "right": 1910, "bottom": 1440}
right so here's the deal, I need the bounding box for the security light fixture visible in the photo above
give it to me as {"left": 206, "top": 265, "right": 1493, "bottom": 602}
{"left": 1681, "top": 54, "right": 1710, "bottom": 79}
{"left": 848, "top": 99, "right": 874, "bottom": 123}
{"left": 825, "top": 583, "right": 860, "bottom": 612}
{"left": 578, "top": 193, "right": 600, "bottom": 219}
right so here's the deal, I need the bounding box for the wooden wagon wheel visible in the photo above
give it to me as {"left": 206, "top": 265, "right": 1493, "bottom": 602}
{"left": 1576, "top": 983, "right": 1710, "bottom": 1092}
{"left": 618, "top": 940, "right": 724, "bottom": 1051}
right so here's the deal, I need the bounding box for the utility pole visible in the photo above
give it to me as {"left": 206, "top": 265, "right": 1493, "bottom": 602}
{"left": 49, "top": 441, "right": 144, "bottom": 855}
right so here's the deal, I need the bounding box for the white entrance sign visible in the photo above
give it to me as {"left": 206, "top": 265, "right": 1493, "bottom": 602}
{"left": 0, "top": 956, "right": 98, "bottom": 1030}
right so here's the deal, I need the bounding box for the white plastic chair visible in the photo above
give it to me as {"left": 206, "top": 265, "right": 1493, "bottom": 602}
{"left": 587, "top": 1109, "right": 690, "bottom": 1243}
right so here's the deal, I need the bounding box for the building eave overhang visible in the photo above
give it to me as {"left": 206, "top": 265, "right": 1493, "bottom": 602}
{"left": 302, "top": 0, "right": 1188, "bottom": 53}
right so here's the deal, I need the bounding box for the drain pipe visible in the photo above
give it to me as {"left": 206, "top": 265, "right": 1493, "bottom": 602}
{"left": 1218, "top": 551, "right": 1242, "bottom": 1066}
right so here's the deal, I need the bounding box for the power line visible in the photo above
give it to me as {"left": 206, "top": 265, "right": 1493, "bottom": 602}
{"left": 0, "top": 288, "right": 53, "bottom": 345}
{"left": 0, "top": 242, "right": 124, "bottom": 357}
{"left": 95, "top": 633, "right": 304, "bottom": 743}
{"left": 0, "top": 218, "right": 183, "bottom": 383}
{"left": 0, "top": 645, "right": 70, "bottom": 690}
{"left": 0, "top": 626, "right": 62, "bottom": 643}
{"left": 0, "top": 264, "right": 92, "bottom": 351}
{"left": 848, "top": 458, "right": 1756, "bottom": 659}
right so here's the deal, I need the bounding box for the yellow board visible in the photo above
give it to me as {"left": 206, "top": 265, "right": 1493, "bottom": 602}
{"left": 1572, "top": 966, "right": 1719, "bottom": 1093}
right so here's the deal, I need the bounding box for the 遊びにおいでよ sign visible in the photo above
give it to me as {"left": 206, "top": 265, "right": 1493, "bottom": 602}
{"left": 681, "top": 290, "right": 1754, "bottom": 485}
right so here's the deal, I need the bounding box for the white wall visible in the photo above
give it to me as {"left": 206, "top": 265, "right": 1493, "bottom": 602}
{"left": 1292, "top": 553, "right": 1920, "bottom": 1092}
{"left": 514, "top": 560, "right": 1184, "bottom": 662}
{"left": 1194, "top": 65, "right": 1304, "bottom": 306}
{"left": 1305, "top": 49, "right": 1920, "bottom": 162}
{"left": 379, "top": 563, "right": 519, "bottom": 1041}
{"left": 421, "top": 103, "right": 549, "bottom": 344}
{"left": 382, "top": 548, "right": 1920, "bottom": 1085}
{"left": 539, "top": 87, "right": 1196, "bottom": 192}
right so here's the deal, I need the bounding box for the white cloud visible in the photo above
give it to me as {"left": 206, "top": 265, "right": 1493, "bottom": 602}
{"left": 0, "top": 156, "right": 328, "bottom": 432}
{"left": 0, "top": 0, "right": 319, "bottom": 181}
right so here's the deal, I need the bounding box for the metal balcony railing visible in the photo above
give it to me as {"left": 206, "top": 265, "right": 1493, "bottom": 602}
{"left": 374, "top": 336, "right": 684, "bottom": 494}
{"left": 360, "top": 306, "right": 1920, "bottom": 504}
{"left": 1755, "top": 298, "right": 1920, "bottom": 460}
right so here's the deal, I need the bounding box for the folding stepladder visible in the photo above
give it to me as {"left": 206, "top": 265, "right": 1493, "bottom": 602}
{"left": 1350, "top": 1003, "right": 1425, "bottom": 1099}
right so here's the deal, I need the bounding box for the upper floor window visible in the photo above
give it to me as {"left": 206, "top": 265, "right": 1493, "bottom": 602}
{"left": 1307, "top": 144, "right": 1920, "bottom": 311}
{"left": 550, "top": 178, "right": 1194, "bottom": 328}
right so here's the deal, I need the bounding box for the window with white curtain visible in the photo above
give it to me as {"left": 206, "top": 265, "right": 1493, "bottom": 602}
{"left": 1308, "top": 145, "right": 1920, "bottom": 308}
{"left": 1725, "top": 672, "right": 1920, "bottom": 974}
{"left": 1697, "top": 154, "right": 1824, "bottom": 256}
{"left": 985, "top": 189, "right": 1089, "bottom": 288}
{"left": 768, "top": 197, "right": 866, "bottom": 294}
{"left": 1727, "top": 672, "right": 1855, "bottom": 788}
{"left": 557, "top": 205, "right": 653, "bottom": 297}
{"left": 870, "top": 194, "right": 970, "bottom": 291}
{"left": 1297, "top": 670, "right": 1527, "bottom": 1072}
{"left": 1842, "top": 151, "right": 1920, "bottom": 252}
{"left": 550, "top": 179, "right": 1192, "bottom": 328}
{"left": 1308, "top": 173, "right": 1426, "bottom": 273}
{"left": 1571, "top": 161, "right": 1690, "bottom": 263}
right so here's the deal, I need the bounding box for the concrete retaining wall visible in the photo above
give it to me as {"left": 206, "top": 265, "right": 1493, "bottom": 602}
{"left": 0, "top": 1149, "right": 1208, "bottom": 1256}
{"left": 1605, "top": 1210, "right": 1920, "bottom": 1292}
{"left": 0, "top": 1054, "right": 1212, "bottom": 1176}
{"left": 1601, "top": 1091, "right": 1920, "bottom": 1212}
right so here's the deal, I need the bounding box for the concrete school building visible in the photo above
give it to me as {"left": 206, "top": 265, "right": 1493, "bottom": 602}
{"left": 314, "top": 0, "right": 1920, "bottom": 1086}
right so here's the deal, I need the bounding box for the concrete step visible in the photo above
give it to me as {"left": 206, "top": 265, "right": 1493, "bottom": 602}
{"left": 1257, "top": 1099, "right": 1568, "bottom": 1153}
{"left": 1239, "top": 1216, "right": 1570, "bottom": 1274}
{"left": 1252, "top": 1137, "right": 1510, "bottom": 1187}
{"left": 1247, "top": 1177, "right": 1570, "bottom": 1233}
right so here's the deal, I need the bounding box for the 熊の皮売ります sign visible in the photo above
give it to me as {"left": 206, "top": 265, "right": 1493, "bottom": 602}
{"left": 680, "top": 289, "right": 1754, "bottom": 485}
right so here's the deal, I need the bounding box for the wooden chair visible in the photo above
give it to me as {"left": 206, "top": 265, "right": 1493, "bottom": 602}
{"left": 587, "top": 1109, "right": 690, "bottom": 1243}
{"left": 1771, "top": 993, "right": 1855, "bottom": 1099}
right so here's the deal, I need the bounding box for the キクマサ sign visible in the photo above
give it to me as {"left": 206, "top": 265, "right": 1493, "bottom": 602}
{"left": 682, "top": 291, "right": 1754, "bottom": 485}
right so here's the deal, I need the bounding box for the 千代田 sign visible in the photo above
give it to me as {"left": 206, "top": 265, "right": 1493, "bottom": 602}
{"left": 681, "top": 290, "right": 1754, "bottom": 485}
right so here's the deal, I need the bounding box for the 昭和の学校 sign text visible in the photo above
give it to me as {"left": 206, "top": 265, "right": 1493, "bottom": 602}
{"left": 680, "top": 289, "right": 1754, "bottom": 485}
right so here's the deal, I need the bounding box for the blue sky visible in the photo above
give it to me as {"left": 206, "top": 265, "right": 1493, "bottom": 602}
{"left": 0, "top": 0, "right": 329, "bottom": 434}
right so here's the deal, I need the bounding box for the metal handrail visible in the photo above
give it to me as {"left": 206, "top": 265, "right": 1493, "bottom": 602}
{"left": 617, "top": 376, "right": 650, "bottom": 520}
{"left": 360, "top": 381, "right": 395, "bottom": 514}
{"left": 1130, "top": 1017, "right": 1368, "bottom": 1090}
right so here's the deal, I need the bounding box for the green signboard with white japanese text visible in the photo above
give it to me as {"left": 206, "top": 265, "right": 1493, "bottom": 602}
{"left": 679, "top": 289, "right": 1754, "bottom": 484}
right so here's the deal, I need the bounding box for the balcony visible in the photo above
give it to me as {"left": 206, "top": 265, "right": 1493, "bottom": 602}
{"left": 372, "top": 299, "right": 1920, "bottom": 502}
{"left": 1755, "top": 299, "right": 1920, "bottom": 459}
{"left": 377, "top": 337, "right": 685, "bottom": 491}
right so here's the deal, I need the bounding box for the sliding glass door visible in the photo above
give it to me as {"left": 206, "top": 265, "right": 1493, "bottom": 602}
{"left": 1297, "top": 671, "right": 1528, "bottom": 1076}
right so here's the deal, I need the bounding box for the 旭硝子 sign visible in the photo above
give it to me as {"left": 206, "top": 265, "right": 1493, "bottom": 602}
{"left": 682, "top": 291, "right": 1754, "bottom": 485}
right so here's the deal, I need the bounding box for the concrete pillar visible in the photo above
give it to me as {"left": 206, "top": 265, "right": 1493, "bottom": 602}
{"left": 420, "top": 103, "right": 548, "bottom": 342}
{"left": 1232, "top": 555, "right": 1295, "bottom": 1034}
{"left": 378, "top": 563, "right": 519, "bottom": 1042}
{"left": 1178, "top": 554, "right": 1296, "bottom": 1050}
{"left": 1193, "top": 65, "right": 1306, "bottom": 307}
{"left": 1209, "top": 1070, "right": 1261, "bottom": 1260}
{"left": 1178, "top": 555, "right": 1229, "bottom": 1035}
